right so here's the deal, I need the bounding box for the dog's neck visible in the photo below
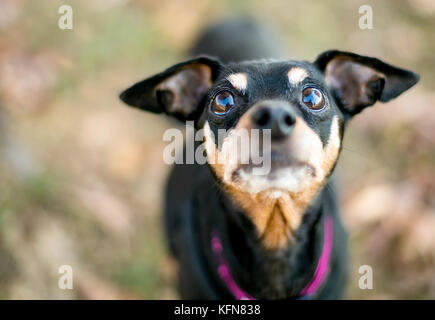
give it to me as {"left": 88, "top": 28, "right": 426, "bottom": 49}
{"left": 220, "top": 183, "right": 327, "bottom": 250}
{"left": 204, "top": 184, "right": 329, "bottom": 299}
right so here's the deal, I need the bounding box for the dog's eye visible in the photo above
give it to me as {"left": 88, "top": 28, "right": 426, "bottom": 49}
{"left": 211, "top": 91, "right": 235, "bottom": 115}
{"left": 302, "top": 87, "right": 325, "bottom": 111}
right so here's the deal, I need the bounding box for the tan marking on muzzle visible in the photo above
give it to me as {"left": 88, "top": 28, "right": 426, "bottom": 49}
{"left": 204, "top": 109, "right": 255, "bottom": 185}
{"left": 203, "top": 115, "right": 342, "bottom": 251}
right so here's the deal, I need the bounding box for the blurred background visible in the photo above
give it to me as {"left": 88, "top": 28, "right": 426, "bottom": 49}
{"left": 0, "top": 0, "right": 434, "bottom": 299}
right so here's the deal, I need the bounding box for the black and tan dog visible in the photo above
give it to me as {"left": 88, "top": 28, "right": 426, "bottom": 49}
{"left": 120, "top": 19, "right": 419, "bottom": 299}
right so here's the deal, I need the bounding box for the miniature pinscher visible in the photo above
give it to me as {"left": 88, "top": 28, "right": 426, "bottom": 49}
{"left": 120, "top": 19, "right": 419, "bottom": 299}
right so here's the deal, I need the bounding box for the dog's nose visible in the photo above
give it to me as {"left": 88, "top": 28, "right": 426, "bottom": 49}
{"left": 252, "top": 106, "right": 295, "bottom": 140}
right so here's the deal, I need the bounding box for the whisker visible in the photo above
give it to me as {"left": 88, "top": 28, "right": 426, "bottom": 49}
{"left": 341, "top": 146, "right": 368, "bottom": 158}
{"left": 324, "top": 182, "right": 334, "bottom": 197}
{"left": 340, "top": 146, "right": 381, "bottom": 167}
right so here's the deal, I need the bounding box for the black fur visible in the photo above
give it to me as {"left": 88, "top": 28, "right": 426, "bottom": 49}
{"left": 166, "top": 157, "right": 348, "bottom": 299}
{"left": 119, "top": 18, "right": 419, "bottom": 299}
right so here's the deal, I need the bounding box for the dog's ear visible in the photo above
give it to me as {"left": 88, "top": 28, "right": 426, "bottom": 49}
{"left": 314, "top": 50, "right": 419, "bottom": 117}
{"left": 120, "top": 56, "right": 222, "bottom": 121}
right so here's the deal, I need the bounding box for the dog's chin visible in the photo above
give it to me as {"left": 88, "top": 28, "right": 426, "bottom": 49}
{"left": 229, "top": 157, "right": 317, "bottom": 195}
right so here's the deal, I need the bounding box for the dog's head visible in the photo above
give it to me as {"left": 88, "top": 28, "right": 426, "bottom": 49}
{"left": 120, "top": 51, "right": 418, "bottom": 249}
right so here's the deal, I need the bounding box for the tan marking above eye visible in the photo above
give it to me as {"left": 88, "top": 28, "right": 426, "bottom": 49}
{"left": 288, "top": 67, "right": 309, "bottom": 85}
{"left": 227, "top": 73, "right": 248, "bottom": 92}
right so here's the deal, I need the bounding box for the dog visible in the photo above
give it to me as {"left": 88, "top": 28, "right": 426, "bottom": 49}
{"left": 119, "top": 19, "right": 419, "bottom": 299}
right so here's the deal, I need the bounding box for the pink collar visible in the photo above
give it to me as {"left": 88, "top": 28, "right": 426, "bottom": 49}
{"left": 210, "top": 215, "right": 334, "bottom": 299}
